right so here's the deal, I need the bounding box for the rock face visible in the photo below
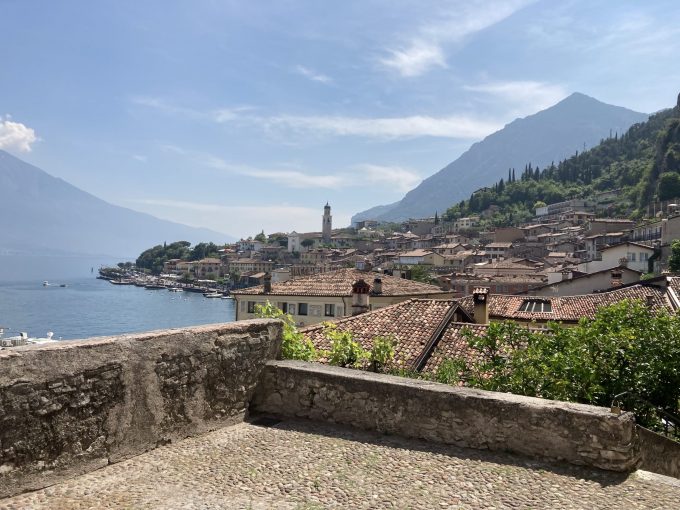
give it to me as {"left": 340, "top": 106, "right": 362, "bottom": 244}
{"left": 352, "top": 93, "right": 647, "bottom": 223}
{"left": 0, "top": 319, "right": 282, "bottom": 498}
{"left": 253, "top": 360, "right": 640, "bottom": 473}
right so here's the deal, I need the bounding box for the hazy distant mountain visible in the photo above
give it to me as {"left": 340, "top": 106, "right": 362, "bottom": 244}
{"left": 352, "top": 93, "right": 648, "bottom": 223}
{"left": 0, "top": 150, "right": 234, "bottom": 259}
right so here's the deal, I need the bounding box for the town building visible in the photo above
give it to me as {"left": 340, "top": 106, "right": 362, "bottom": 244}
{"left": 232, "top": 267, "right": 453, "bottom": 326}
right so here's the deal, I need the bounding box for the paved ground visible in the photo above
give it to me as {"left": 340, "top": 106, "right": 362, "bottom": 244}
{"left": 1, "top": 417, "right": 679, "bottom": 509}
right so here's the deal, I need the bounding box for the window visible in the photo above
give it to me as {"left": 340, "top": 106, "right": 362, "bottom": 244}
{"left": 298, "top": 303, "right": 308, "bottom": 316}
{"left": 277, "top": 302, "right": 288, "bottom": 314}
{"left": 324, "top": 304, "right": 335, "bottom": 317}
{"left": 247, "top": 301, "right": 256, "bottom": 313}
{"left": 518, "top": 299, "right": 552, "bottom": 313}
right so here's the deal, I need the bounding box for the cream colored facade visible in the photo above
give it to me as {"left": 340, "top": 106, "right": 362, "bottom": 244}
{"left": 234, "top": 292, "right": 453, "bottom": 327}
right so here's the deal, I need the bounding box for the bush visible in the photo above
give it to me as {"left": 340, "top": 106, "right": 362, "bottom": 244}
{"left": 323, "top": 323, "right": 367, "bottom": 368}
{"left": 255, "top": 301, "right": 316, "bottom": 361}
{"left": 368, "top": 335, "right": 396, "bottom": 372}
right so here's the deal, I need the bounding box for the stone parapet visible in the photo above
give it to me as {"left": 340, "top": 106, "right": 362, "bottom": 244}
{"left": 638, "top": 426, "right": 680, "bottom": 479}
{"left": 0, "top": 320, "right": 282, "bottom": 498}
{"left": 253, "top": 360, "right": 639, "bottom": 472}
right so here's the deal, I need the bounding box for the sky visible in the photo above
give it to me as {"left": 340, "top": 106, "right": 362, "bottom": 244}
{"left": 1, "top": 0, "right": 679, "bottom": 240}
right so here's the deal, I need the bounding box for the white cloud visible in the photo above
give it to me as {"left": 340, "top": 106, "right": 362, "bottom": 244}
{"left": 132, "top": 154, "right": 147, "bottom": 163}
{"left": 294, "top": 65, "right": 332, "bottom": 84}
{"left": 137, "top": 97, "right": 500, "bottom": 140}
{"left": 163, "top": 145, "right": 423, "bottom": 192}
{"left": 0, "top": 116, "right": 38, "bottom": 152}
{"left": 354, "top": 164, "right": 422, "bottom": 192}
{"left": 380, "top": 41, "right": 446, "bottom": 77}
{"left": 201, "top": 156, "right": 343, "bottom": 189}
{"left": 259, "top": 113, "right": 501, "bottom": 140}
{"left": 380, "top": 0, "right": 535, "bottom": 77}
{"left": 464, "top": 81, "right": 568, "bottom": 113}
{"left": 126, "top": 198, "right": 351, "bottom": 237}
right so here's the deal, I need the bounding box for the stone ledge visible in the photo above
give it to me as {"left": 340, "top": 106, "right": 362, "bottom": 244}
{"left": 0, "top": 319, "right": 283, "bottom": 499}
{"left": 252, "top": 360, "right": 639, "bottom": 472}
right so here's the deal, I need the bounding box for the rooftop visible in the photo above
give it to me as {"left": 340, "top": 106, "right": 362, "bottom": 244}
{"left": 232, "top": 268, "right": 448, "bottom": 297}
{"left": 459, "top": 284, "right": 670, "bottom": 322}
{"left": 4, "top": 417, "right": 678, "bottom": 509}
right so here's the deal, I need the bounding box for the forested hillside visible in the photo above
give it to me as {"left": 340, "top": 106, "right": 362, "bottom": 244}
{"left": 444, "top": 95, "right": 680, "bottom": 226}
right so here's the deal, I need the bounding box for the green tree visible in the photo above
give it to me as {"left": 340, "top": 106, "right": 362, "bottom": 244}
{"left": 409, "top": 264, "right": 434, "bottom": 284}
{"left": 658, "top": 172, "right": 680, "bottom": 201}
{"left": 301, "top": 238, "right": 315, "bottom": 248}
{"left": 441, "top": 300, "right": 680, "bottom": 433}
{"left": 669, "top": 239, "right": 680, "bottom": 272}
{"left": 254, "top": 231, "right": 267, "bottom": 243}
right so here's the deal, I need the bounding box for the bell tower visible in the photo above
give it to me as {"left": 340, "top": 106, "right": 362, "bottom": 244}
{"left": 322, "top": 202, "right": 332, "bottom": 243}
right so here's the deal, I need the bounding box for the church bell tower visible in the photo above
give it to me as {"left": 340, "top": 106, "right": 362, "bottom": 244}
{"left": 322, "top": 202, "right": 332, "bottom": 243}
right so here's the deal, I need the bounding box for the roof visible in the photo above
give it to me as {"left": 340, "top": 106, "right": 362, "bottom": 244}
{"left": 399, "top": 249, "right": 434, "bottom": 257}
{"left": 422, "top": 323, "right": 489, "bottom": 374}
{"left": 486, "top": 242, "right": 513, "bottom": 248}
{"left": 196, "top": 258, "right": 221, "bottom": 264}
{"left": 232, "top": 268, "right": 448, "bottom": 297}
{"left": 301, "top": 299, "right": 460, "bottom": 367}
{"left": 599, "top": 241, "right": 655, "bottom": 252}
{"left": 459, "top": 284, "right": 670, "bottom": 322}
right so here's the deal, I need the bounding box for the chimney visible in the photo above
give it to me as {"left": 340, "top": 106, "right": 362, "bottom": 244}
{"left": 610, "top": 269, "right": 623, "bottom": 287}
{"left": 472, "top": 287, "right": 490, "bottom": 324}
{"left": 560, "top": 269, "right": 572, "bottom": 281}
{"left": 263, "top": 272, "right": 272, "bottom": 293}
{"left": 351, "top": 279, "right": 371, "bottom": 316}
{"left": 646, "top": 295, "right": 655, "bottom": 308}
{"left": 372, "top": 277, "right": 383, "bottom": 295}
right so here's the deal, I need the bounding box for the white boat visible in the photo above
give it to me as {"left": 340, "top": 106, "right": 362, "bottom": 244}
{"left": 168, "top": 287, "right": 183, "bottom": 292}
{"left": 43, "top": 281, "right": 50, "bottom": 286}
{"left": 204, "top": 292, "right": 222, "bottom": 298}
{"left": 27, "top": 332, "right": 58, "bottom": 345}
{"left": 221, "top": 295, "right": 234, "bottom": 299}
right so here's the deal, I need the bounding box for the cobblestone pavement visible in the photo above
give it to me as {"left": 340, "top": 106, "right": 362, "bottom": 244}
{"left": 2, "top": 418, "right": 679, "bottom": 509}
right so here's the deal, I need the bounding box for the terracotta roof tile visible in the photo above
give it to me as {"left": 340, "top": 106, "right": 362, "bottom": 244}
{"left": 232, "top": 268, "right": 448, "bottom": 297}
{"left": 458, "top": 284, "right": 670, "bottom": 322}
{"left": 423, "top": 323, "right": 489, "bottom": 374}
{"left": 300, "top": 299, "right": 454, "bottom": 366}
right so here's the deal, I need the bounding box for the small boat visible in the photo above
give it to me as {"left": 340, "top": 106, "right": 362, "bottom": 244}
{"left": 204, "top": 292, "right": 222, "bottom": 298}
{"left": 59, "top": 284, "right": 68, "bottom": 288}
{"left": 168, "top": 287, "right": 183, "bottom": 292}
{"left": 43, "top": 281, "right": 50, "bottom": 287}
{"left": 144, "top": 284, "right": 167, "bottom": 290}
{"left": 28, "top": 332, "right": 58, "bottom": 345}
{"left": 221, "top": 295, "right": 234, "bottom": 299}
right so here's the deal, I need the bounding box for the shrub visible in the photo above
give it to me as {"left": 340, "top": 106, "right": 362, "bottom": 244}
{"left": 255, "top": 301, "right": 316, "bottom": 361}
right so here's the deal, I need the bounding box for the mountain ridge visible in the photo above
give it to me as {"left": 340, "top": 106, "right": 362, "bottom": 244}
{"left": 352, "top": 93, "right": 648, "bottom": 223}
{"left": 0, "top": 150, "right": 234, "bottom": 259}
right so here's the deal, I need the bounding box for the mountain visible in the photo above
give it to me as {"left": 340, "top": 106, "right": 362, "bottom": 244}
{"left": 0, "top": 150, "right": 234, "bottom": 259}
{"left": 352, "top": 93, "right": 648, "bottom": 223}
{"left": 443, "top": 94, "right": 680, "bottom": 225}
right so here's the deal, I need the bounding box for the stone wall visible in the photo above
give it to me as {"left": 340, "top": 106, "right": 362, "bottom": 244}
{"left": 0, "top": 320, "right": 282, "bottom": 498}
{"left": 638, "top": 426, "right": 680, "bottom": 479}
{"left": 252, "top": 360, "right": 639, "bottom": 472}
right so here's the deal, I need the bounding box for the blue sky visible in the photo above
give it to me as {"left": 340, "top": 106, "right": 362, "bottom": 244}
{"left": 1, "top": 0, "right": 679, "bottom": 239}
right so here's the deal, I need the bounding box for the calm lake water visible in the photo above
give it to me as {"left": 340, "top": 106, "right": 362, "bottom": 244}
{"left": 0, "top": 277, "right": 236, "bottom": 341}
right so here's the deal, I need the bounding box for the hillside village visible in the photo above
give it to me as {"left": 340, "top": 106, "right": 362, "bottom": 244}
{"left": 155, "top": 198, "right": 680, "bottom": 324}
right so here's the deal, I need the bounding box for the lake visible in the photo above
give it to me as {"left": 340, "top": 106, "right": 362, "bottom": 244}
{"left": 0, "top": 277, "right": 236, "bottom": 341}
